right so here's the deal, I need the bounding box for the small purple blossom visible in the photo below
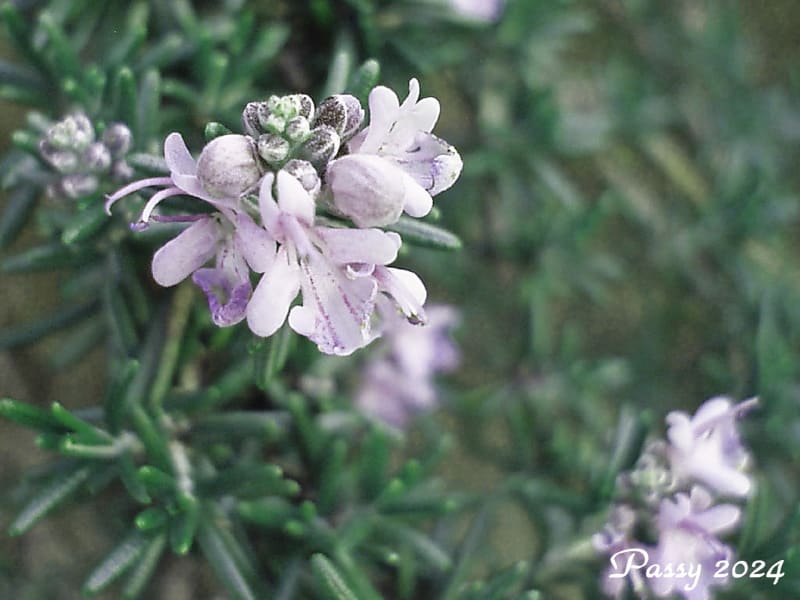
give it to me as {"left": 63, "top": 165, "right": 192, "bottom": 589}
{"left": 597, "top": 396, "right": 758, "bottom": 599}
{"left": 356, "top": 304, "right": 460, "bottom": 427}
{"left": 247, "top": 170, "right": 406, "bottom": 355}
{"left": 449, "top": 0, "right": 505, "bottom": 22}
{"left": 666, "top": 397, "right": 758, "bottom": 497}
{"left": 105, "top": 133, "right": 242, "bottom": 228}
{"left": 648, "top": 486, "right": 740, "bottom": 600}
{"left": 327, "top": 79, "right": 462, "bottom": 227}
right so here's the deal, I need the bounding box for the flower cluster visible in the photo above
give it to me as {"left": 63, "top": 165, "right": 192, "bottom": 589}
{"left": 40, "top": 112, "right": 133, "bottom": 200}
{"left": 106, "top": 79, "right": 462, "bottom": 355}
{"left": 594, "top": 397, "right": 758, "bottom": 599}
{"left": 356, "top": 304, "right": 460, "bottom": 428}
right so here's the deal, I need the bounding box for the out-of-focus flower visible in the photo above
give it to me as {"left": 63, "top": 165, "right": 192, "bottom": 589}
{"left": 666, "top": 397, "right": 758, "bottom": 497}
{"left": 327, "top": 79, "right": 462, "bottom": 227}
{"left": 39, "top": 112, "right": 133, "bottom": 199}
{"left": 596, "top": 396, "right": 757, "bottom": 599}
{"left": 449, "top": 0, "right": 505, "bottom": 23}
{"left": 647, "top": 486, "right": 740, "bottom": 600}
{"left": 247, "top": 170, "right": 405, "bottom": 355}
{"left": 105, "top": 133, "right": 244, "bottom": 228}
{"left": 356, "top": 304, "right": 460, "bottom": 427}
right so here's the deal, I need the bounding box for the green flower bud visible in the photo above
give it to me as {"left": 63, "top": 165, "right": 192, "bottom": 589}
{"left": 257, "top": 133, "right": 290, "bottom": 164}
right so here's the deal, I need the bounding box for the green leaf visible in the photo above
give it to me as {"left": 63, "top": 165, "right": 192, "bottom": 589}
{"left": 50, "top": 402, "right": 111, "bottom": 444}
{"left": 253, "top": 324, "right": 294, "bottom": 389}
{"left": 0, "top": 398, "right": 65, "bottom": 432}
{"left": 37, "top": 13, "right": 80, "bottom": 77}
{"left": 190, "top": 411, "right": 289, "bottom": 441}
{"left": 347, "top": 58, "right": 380, "bottom": 106}
{"left": 0, "top": 301, "right": 96, "bottom": 350}
{"left": 135, "top": 507, "right": 168, "bottom": 532}
{"left": 137, "top": 465, "right": 175, "bottom": 496}
{"left": 9, "top": 464, "right": 91, "bottom": 535}
{"left": 204, "top": 121, "right": 232, "bottom": 141}
{"left": 83, "top": 531, "right": 149, "bottom": 595}
{"left": 0, "top": 186, "right": 37, "bottom": 248}
{"left": 197, "top": 518, "right": 261, "bottom": 600}
{"left": 61, "top": 202, "right": 109, "bottom": 244}
{"left": 237, "top": 497, "right": 296, "bottom": 528}
{"left": 387, "top": 216, "right": 462, "bottom": 250}
{"left": 311, "top": 554, "right": 359, "bottom": 600}
{"left": 137, "top": 69, "right": 161, "bottom": 146}
{"left": 121, "top": 532, "right": 167, "bottom": 600}
{"left": 169, "top": 498, "right": 200, "bottom": 555}
{"left": 1, "top": 241, "right": 95, "bottom": 272}
{"left": 198, "top": 464, "right": 299, "bottom": 499}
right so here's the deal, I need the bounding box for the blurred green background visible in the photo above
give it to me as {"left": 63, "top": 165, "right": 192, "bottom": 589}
{"left": 2, "top": 1, "right": 800, "bottom": 598}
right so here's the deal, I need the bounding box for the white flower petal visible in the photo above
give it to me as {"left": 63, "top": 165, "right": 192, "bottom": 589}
{"left": 234, "top": 213, "right": 276, "bottom": 273}
{"left": 400, "top": 171, "right": 433, "bottom": 218}
{"left": 246, "top": 248, "right": 301, "bottom": 337}
{"left": 315, "top": 227, "right": 401, "bottom": 265}
{"left": 276, "top": 170, "right": 315, "bottom": 226}
{"left": 151, "top": 217, "right": 221, "bottom": 287}
{"left": 164, "top": 133, "right": 197, "bottom": 176}
{"left": 258, "top": 172, "right": 281, "bottom": 234}
{"left": 359, "top": 85, "right": 401, "bottom": 154}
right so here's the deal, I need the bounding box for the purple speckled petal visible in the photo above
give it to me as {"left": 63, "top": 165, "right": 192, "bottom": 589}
{"left": 192, "top": 267, "right": 251, "bottom": 327}
{"left": 288, "top": 249, "right": 377, "bottom": 356}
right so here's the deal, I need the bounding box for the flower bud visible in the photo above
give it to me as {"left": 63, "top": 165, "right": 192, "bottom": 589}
{"left": 60, "top": 173, "right": 99, "bottom": 199}
{"left": 257, "top": 133, "right": 290, "bottom": 164}
{"left": 299, "top": 125, "right": 340, "bottom": 168}
{"left": 83, "top": 142, "right": 112, "bottom": 173}
{"left": 326, "top": 154, "right": 405, "bottom": 227}
{"left": 313, "top": 94, "right": 364, "bottom": 141}
{"left": 284, "top": 116, "right": 311, "bottom": 144}
{"left": 39, "top": 140, "right": 78, "bottom": 173}
{"left": 102, "top": 123, "right": 133, "bottom": 158}
{"left": 241, "top": 101, "right": 267, "bottom": 138}
{"left": 284, "top": 159, "right": 320, "bottom": 197}
{"left": 48, "top": 113, "right": 94, "bottom": 150}
{"left": 197, "top": 134, "right": 263, "bottom": 197}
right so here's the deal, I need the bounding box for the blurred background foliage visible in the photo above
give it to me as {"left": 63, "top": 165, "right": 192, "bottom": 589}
{"left": 2, "top": 0, "right": 800, "bottom": 598}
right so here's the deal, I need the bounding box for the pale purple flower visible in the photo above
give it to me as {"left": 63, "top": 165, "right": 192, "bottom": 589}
{"left": 150, "top": 211, "right": 274, "bottom": 327}
{"left": 327, "top": 79, "right": 462, "bottom": 227}
{"left": 104, "top": 133, "right": 247, "bottom": 228}
{"left": 666, "top": 397, "right": 758, "bottom": 497}
{"left": 356, "top": 304, "right": 460, "bottom": 427}
{"left": 449, "top": 0, "right": 505, "bottom": 22}
{"left": 246, "top": 170, "right": 407, "bottom": 355}
{"left": 648, "top": 486, "right": 740, "bottom": 600}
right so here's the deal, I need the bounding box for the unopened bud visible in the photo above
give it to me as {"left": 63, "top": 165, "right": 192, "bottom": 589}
{"left": 326, "top": 154, "right": 405, "bottom": 227}
{"left": 39, "top": 140, "right": 79, "bottom": 173}
{"left": 313, "top": 94, "right": 364, "bottom": 141}
{"left": 284, "top": 116, "right": 311, "bottom": 144}
{"left": 60, "top": 173, "right": 99, "bottom": 199}
{"left": 83, "top": 142, "right": 112, "bottom": 173}
{"left": 102, "top": 123, "right": 132, "bottom": 158}
{"left": 299, "top": 125, "right": 340, "bottom": 167}
{"left": 242, "top": 101, "right": 267, "bottom": 137}
{"left": 48, "top": 113, "right": 94, "bottom": 150}
{"left": 197, "top": 134, "right": 263, "bottom": 197}
{"left": 257, "top": 133, "right": 290, "bottom": 164}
